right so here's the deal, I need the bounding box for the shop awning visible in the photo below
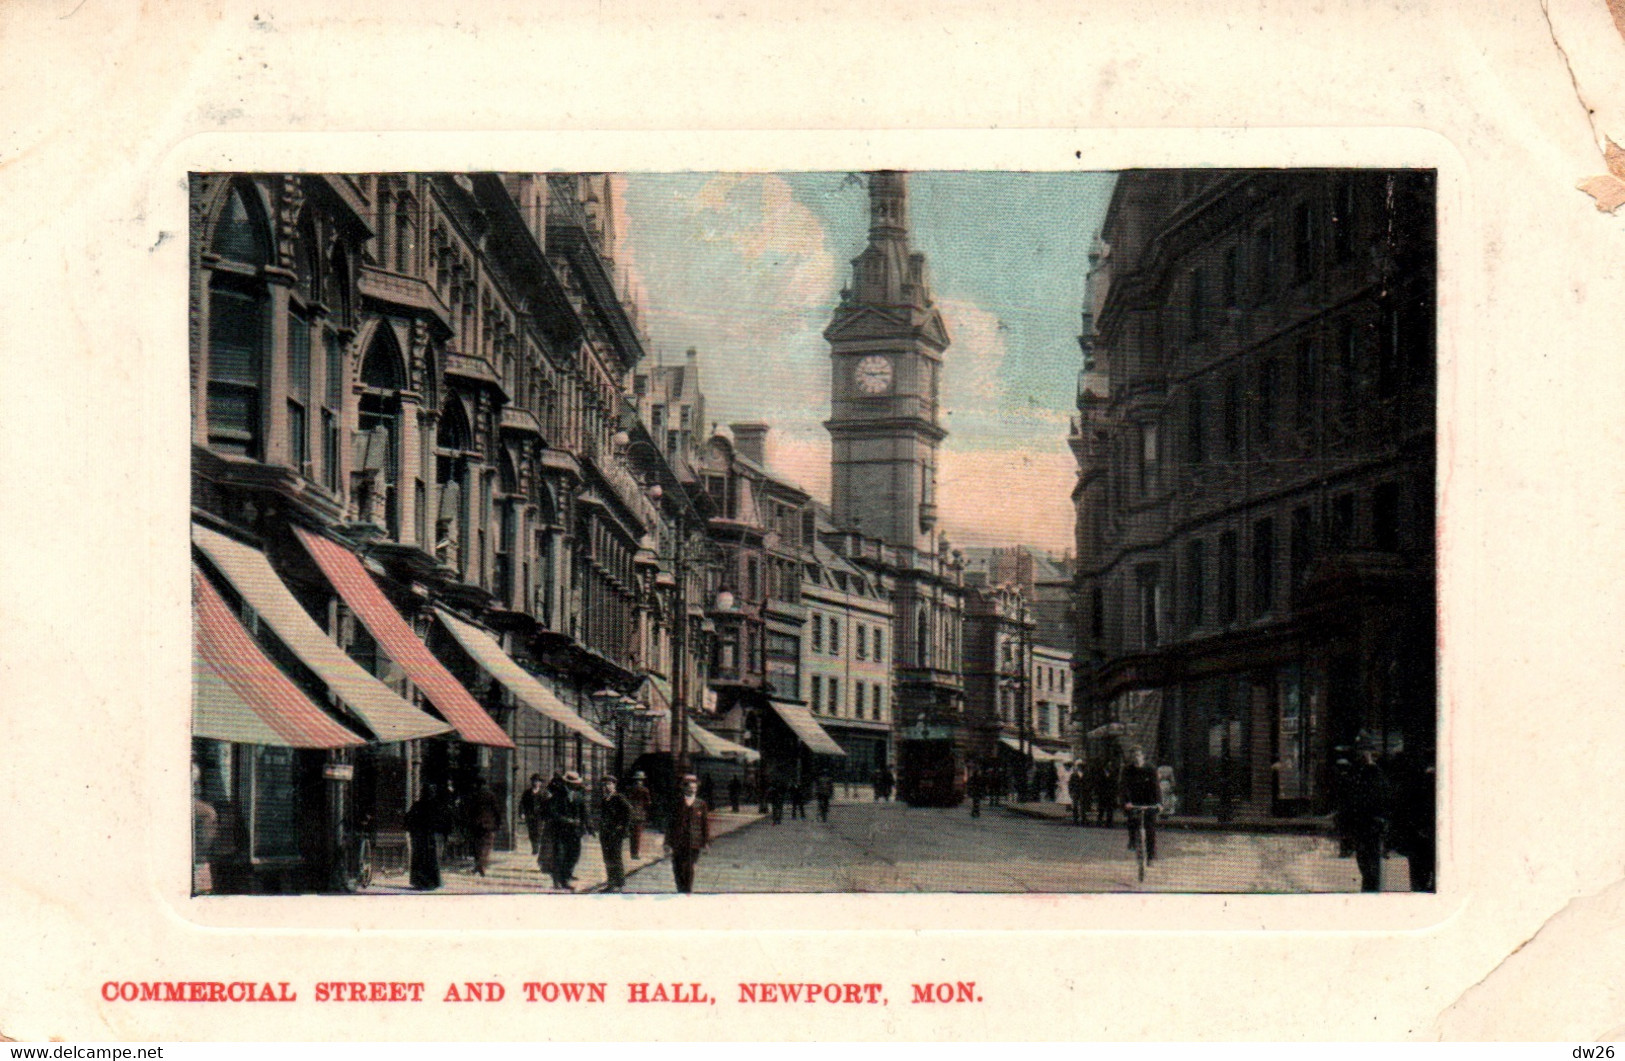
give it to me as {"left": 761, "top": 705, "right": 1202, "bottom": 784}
{"left": 192, "top": 525, "right": 452, "bottom": 744}
{"left": 766, "top": 701, "right": 848, "bottom": 757}
{"left": 433, "top": 608, "right": 613, "bottom": 748}
{"left": 644, "top": 674, "right": 674, "bottom": 714}
{"left": 193, "top": 567, "right": 366, "bottom": 749}
{"left": 687, "top": 720, "right": 761, "bottom": 763}
{"left": 293, "top": 527, "right": 512, "bottom": 749}
{"left": 999, "top": 736, "right": 1068, "bottom": 762}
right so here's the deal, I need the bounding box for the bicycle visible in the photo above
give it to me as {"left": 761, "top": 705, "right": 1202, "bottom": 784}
{"left": 1125, "top": 804, "right": 1159, "bottom": 882}
{"left": 335, "top": 814, "right": 375, "bottom": 893}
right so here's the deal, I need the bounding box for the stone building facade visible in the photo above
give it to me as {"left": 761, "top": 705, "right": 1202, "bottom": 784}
{"left": 1070, "top": 170, "right": 1436, "bottom": 819}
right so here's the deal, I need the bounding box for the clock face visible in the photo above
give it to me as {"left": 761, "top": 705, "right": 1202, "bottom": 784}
{"left": 854, "top": 355, "right": 893, "bottom": 395}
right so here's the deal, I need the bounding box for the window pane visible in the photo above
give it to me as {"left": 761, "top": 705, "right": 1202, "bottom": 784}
{"left": 209, "top": 287, "right": 264, "bottom": 385}
{"left": 288, "top": 314, "right": 311, "bottom": 405}
{"left": 207, "top": 386, "right": 258, "bottom": 455}
{"left": 250, "top": 746, "right": 298, "bottom": 860}
{"left": 212, "top": 186, "right": 269, "bottom": 264}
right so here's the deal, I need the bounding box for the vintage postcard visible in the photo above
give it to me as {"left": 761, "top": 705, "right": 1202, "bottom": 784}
{"left": 5, "top": 0, "right": 1625, "bottom": 1043}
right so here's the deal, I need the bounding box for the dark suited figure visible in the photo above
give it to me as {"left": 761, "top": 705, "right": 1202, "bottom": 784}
{"left": 968, "top": 770, "right": 982, "bottom": 818}
{"left": 404, "top": 784, "right": 443, "bottom": 891}
{"left": 665, "top": 774, "right": 710, "bottom": 893}
{"left": 1093, "top": 759, "right": 1117, "bottom": 827}
{"left": 625, "top": 771, "right": 652, "bottom": 859}
{"left": 728, "top": 776, "right": 742, "bottom": 813}
{"left": 814, "top": 775, "right": 834, "bottom": 821}
{"left": 597, "top": 777, "right": 633, "bottom": 892}
{"left": 790, "top": 779, "right": 808, "bottom": 820}
{"left": 1345, "top": 746, "right": 1394, "bottom": 892}
{"left": 1068, "top": 767, "right": 1088, "bottom": 826}
{"left": 768, "top": 779, "right": 786, "bottom": 825}
{"left": 1119, "top": 746, "right": 1161, "bottom": 863}
{"left": 519, "top": 774, "right": 548, "bottom": 857}
{"left": 548, "top": 772, "right": 587, "bottom": 890}
{"left": 1390, "top": 751, "right": 1436, "bottom": 892}
{"left": 466, "top": 777, "right": 502, "bottom": 877}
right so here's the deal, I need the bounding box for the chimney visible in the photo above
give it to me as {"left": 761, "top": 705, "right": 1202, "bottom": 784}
{"left": 730, "top": 422, "right": 769, "bottom": 465}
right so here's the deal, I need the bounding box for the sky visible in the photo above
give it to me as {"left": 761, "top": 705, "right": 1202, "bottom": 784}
{"left": 616, "top": 171, "right": 1117, "bottom": 556}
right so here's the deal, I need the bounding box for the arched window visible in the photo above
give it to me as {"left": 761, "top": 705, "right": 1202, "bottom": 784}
{"left": 356, "top": 329, "right": 405, "bottom": 538}
{"left": 206, "top": 182, "right": 272, "bottom": 458}
{"left": 532, "top": 479, "right": 557, "bottom": 627}
{"left": 436, "top": 398, "right": 473, "bottom": 575}
{"left": 495, "top": 447, "right": 520, "bottom": 605}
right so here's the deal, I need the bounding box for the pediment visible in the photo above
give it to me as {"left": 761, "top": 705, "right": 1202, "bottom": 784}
{"left": 824, "top": 304, "right": 912, "bottom": 342}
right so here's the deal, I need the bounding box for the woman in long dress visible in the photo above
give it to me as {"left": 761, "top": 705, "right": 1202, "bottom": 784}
{"left": 404, "top": 784, "right": 442, "bottom": 891}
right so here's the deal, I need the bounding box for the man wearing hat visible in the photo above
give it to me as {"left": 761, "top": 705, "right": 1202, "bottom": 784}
{"left": 547, "top": 771, "right": 587, "bottom": 890}
{"left": 625, "top": 770, "right": 652, "bottom": 859}
{"left": 596, "top": 776, "right": 634, "bottom": 891}
{"left": 1343, "top": 740, "right": 1393, "bottom": 892}
{"left": 519, "top": 773, "right": 549, "bottom": 858}
{"left": 664, "top": 774, "right": 711, "bottom": 893}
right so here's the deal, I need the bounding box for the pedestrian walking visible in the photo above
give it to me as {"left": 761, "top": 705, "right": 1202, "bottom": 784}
{"left": 465, "top": 777, "right": 502, "bottom": 877}
{"left": 597, "top": 776, "right": 633, "bottom": 892}
{"left": 1067, "top": 765, "right": 1088, "bottom": 826}
{"left": 1093, "top": 758, "right": 1117, "bottom": 828}
{"left": 698, "top": 774, "right": 716, "bottom": 807}
{"left": 625, "top": 771, "right": 652, "bottom": 859}
{"left": 768, "top": 778, "right": 786, "bottom": 825}
{"left": 665, "top": 773, "right": 711, "bottom": 894}
{"left": 815, "top": 775, "right": 834, "bottom": 821}
{"left": 1344, "top": 743, "right": 1393, "bottom": 892}
{"left": 404, "top": 783, "right": 443, "bottom": 891}
{"left": 727, "top": 775, "right": 742, "bottom": 813}
{"left": 548, "top": 771, "right": 587, "bottom": 890}
{"left": 968, "top": 769, "right": 982, "bottom": 818}
{"left": 1389, "top": 750, "right": 1436, "bottom": 892}
{"left": 790, "top": 778, "right": 809, "bottom": 820}
{"left": 1120, "top": 746, "right": 1161, "bottom": 864}
{"left": 519, "top": 773, "right": 549, "bottom": 857}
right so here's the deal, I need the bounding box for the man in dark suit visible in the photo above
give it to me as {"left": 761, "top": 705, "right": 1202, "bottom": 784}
{"left": 664, "top": 773, "right": 710, "bottom": 894}
{"left": 625, "top": 771, "right": 652, "bottom": 859}
{"left": 596, "top": 776, "right": 634, "bottom": 892}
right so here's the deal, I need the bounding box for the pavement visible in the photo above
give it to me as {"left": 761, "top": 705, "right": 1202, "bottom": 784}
{"left": 1002, "top": 800, "right": 1336, "bottom": 835}
{"left": 620, "top": 799, "right": 1419, "bottom": 893}
{"left": 366, "top": 797, "right": 1417, "bottom": 894}
{"left": 366, "top": 807, "right": 768, "bottom": 895}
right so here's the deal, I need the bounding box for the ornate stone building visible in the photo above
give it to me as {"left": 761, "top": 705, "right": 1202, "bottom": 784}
{"left": 1070, "top": 170, "right": 1436, "bottom": 819}
{"left": 189, "top": 173, "right": 705, "bottom": 892}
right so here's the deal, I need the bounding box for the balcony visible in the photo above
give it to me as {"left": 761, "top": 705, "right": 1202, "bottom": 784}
{"left": 357, "top": 267, "right": 451, "bottom": 330}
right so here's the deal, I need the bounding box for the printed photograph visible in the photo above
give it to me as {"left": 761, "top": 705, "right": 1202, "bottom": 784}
{"left": 189, "top": 169, "right": 1436, "bottom": 896}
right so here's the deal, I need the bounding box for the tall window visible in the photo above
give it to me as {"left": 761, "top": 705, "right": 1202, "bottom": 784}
{"left": 828, "top": 678, "right": 839, "bottom": 716}
{"left": 206, "top": 184, "right": 271, "bottom": 458}
{"left": 1290, "top": 505, "right": 1314, "bottom": 591}
{"left": 1294, "top": 338, "right": 1317, "bottom": 432}
{"left": 357, "top": 333, "right": 404, "bottom": 539}
{"left": 1292, "top": 201, "right": 1315, "bottom": 283}
{"left": 811, "top": 674, "right": 822, "bottom": 713}
{"left": 873, "top": 627, "right": 884, "bottom": 662}
{"left": 1254, "top": 225, "right": 1276, "bottom": 302}
{"left": 287, "top": 310, "right": 311, "bottom": 472}
{"left": 854, "top": 682, "right": 866, "bottom": 720}
{"left": 1223, "top": 374, "right": 1241, "bottom": 458}
{"left": 811, "top": 614, "right": 823, "bottom": 652}
{"left": 1256, "top": 357, "right": 1278, "bottom": 444}
{"left": 829, "top": 617, "right": 840, "bottom": 655}
{"left": 323, "top": 332, "right": 344, "bottom": 493}
{"left": 436, "top": 399, "right": 473, "bottom": 574}
{"left": 857, "top": 624, "right": 868, "bottom": 659}
{"left": 1185, "top": 539, "right": 1205, "bottom": 627}
{"left": 1252, "top": 518, "right": 1275, "bottom": 617}
{"left": 1218, "top": 530, "right": 1239, "bottom": 622}
{"left": 496, "top": 449, "right": 519, "bottom": 606}
{"left": 1139, "top": 422, "right": 1160, "bottom": 494}
{"left": 1186, "top": 385, "right": 1205, "bottom": 465}
{"left": 1136, "top": 565, "right": 1161, "bottom": 648}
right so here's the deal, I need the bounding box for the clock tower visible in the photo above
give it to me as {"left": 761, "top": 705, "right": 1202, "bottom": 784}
{"left": 824, "top": 171, "right": 951, "bottom": 553}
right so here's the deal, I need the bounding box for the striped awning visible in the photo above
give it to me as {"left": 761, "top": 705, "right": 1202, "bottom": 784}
{"left": 434, "top": 608, "right": 613, "bottom": 748}
{"left": 687, "top": 720, "right": 760, "bottom": 763}
{"left": 193, "top": 566, "right": 365, "bottom": 749}
{"left": 192, "top": 524, "right": 452, "bottom": 744}
{"left": 766, "top": 700, "right": 847, "bottom": 757}
{"left": 293, "top": 527, "right": 512, "bottom": 749}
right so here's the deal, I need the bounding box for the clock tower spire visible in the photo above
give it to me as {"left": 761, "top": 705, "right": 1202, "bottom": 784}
{"left": 824, "top": 171, "right": 950, "bottom": 552}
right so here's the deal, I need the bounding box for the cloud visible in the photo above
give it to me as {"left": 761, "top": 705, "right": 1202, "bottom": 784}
{"left": 936, "top": 296, "right": 1009, "bottom": 410}
{"left": 938, "top": 442, "right": 1076, "bottom": 555}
